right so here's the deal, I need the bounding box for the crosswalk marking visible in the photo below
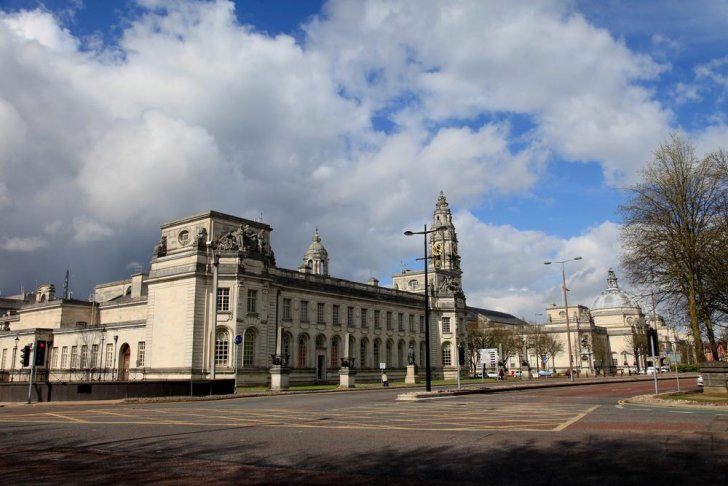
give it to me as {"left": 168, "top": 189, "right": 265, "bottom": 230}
{"left": 0, "top": 399, "right": 597, "bottom": 432}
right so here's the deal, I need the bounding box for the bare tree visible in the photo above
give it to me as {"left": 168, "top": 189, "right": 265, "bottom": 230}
{"left": 542, "top": 334, "right": 564, "bottom": 372}
{"left": 620, "top": 134, "right": 727, "bottom": 362}
{"left": 526, "top": 325, "right": 548, "bottom": 371}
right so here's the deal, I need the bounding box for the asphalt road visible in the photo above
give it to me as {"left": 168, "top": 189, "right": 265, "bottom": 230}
{"left": 1, "top": 379, "right": 725, "bottom": 485}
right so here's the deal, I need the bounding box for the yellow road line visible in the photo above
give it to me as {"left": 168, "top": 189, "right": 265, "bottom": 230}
{"left": 43, "top": 412, "right": 89, "bottom": 423}
{"left": 552, "top": 405, "right": 599, "bottom": 431}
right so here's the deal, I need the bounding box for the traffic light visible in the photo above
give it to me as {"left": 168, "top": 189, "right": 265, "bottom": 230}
{"left": 35, "top": 341, "right": 47, "bottom": 366}
{"left": 20, "top": 345, "right": 30, "bottom": 367}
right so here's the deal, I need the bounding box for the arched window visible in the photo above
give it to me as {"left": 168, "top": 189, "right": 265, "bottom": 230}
{"left": 442, "top": 342, "right": 452, "bottom": 366}
{"left": 398, "top": 340, "right": 405, "bottom": 367}
{"left": 215, "top": 328, "right": 230, "bottom": 366}
{"left": 242, "top": 328, "right": 255, "bottom": 367}
{"left": 419, "top": 341, "right": 426, "bottom": 367}
{"left": 386, "top": 340, "right": 393, "bottom": 368}
{"left": 331, "top": 336, "right": 341, "bottom": 367}
{"left": 373, "top": 339, "right": 381, "bottom": 365}
{"left": 298, "top": 335, "right": 309, "bottom": 368}
{"left": 316, "top": 334, "right": 326, "bottom": 349}
{"left": 360, "top": 338, "right": 369, "bottom": 368}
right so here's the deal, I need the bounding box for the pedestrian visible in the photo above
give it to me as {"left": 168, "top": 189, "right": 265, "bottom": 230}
{"left": 382, "top": 372, "right": 389, "bottom": 387}
{"left": 498, "top": 368, "right": 504, "bottom": 381}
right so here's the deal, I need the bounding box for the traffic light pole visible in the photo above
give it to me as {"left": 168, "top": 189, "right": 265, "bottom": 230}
{"left": 27, "top": 342, "right": 36, "bottom": 404}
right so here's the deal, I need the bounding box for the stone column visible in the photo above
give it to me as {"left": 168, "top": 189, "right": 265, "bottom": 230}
{"left": 270, "top": 327, "right": 289, "bottom": 391}
{"left": 339, "top": 332, "right": 356, "bottom": 388}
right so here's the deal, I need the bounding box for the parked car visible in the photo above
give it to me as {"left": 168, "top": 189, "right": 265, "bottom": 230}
{"left": 512, "top": 370, "right": 522, "bottom": 378}
{"left": 537, "top": 370, "right": 553, "bottom": 377}
{"left": 697, "top": 375, "right": 704, "bottom": 387}
{"left": 660, "top": 365, "right": 670, "bottom": 373}
{"left": 486, "top": 371, "right": 500, "bottom": 379}
{"left": 646, "top": 366, "right": 657, "bottom": 375}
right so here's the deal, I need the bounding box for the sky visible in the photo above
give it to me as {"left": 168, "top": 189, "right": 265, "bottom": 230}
{"left": 1, "top": 0, "right": 727, "bottom": 324}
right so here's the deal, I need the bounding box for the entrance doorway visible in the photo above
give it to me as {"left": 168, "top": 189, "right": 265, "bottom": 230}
{"left": 316, "top": 354, "right": 326, "bottom": 381}
{"left": 118, "top": 344, "right": 130, "bottom": 381}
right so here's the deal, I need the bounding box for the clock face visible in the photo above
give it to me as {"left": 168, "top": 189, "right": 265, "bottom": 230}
{"left": 432, "top": 242, "right": 443, "bottom": 255}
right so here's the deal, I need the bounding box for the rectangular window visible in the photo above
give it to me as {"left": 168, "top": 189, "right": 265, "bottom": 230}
{"left": 420, "top": 316, "right": 425, "bottom": 333}
{"left": 217, "top": 288, "right": 230, "bottom": 312}
{"left": 409, "top": 314, "right": 415, "bottom": 332}
{"left": 374, "top": 310, "right": 381, "bottom": 329}
{"left": 386, "top": 312, "right": 393, "bottom": 331}
{"left": 91, "top": 344, "right": 99, "bottom": 368}
{"left": 442, "top": 317, "right": 451, "bottom": 333}
{"left": 51, "top": 347, "right": 59, "bottom": 369}
{"left": 61, "top": 346, "right": 69, "bottom": 369}
{"left": 1, "top": 349, "right": 6, "bottom": 370}
{"left": 247, "top": 289, "right": 257, "bottom": 313}
{"left": 283, "top": 298, "right": 292, "bottom": 320}
{"left": 361, "top": 308, "right": 368, "bottom": 328}
{"left": 398, "top": 313, "right": 404, "bottom": 332}
{"left": 347, "top": 306, "right": 354, "bottom": 328}
{"left": 332, "top": 305, "right": 340, "bottom": 325}
{"left": 80, "top": 345, "right": 88, "bottom": 368}
{"left": 137, "top": 341, "right": 146, "bottom": 367}
{"left": 105, "top": 344, "right": 112, "bottom": 369}
{"left": 317, "top": 303, "right": 326, "bottom": 324}
{"left": 300, "top": 300, "right": 309, "bottom": 322}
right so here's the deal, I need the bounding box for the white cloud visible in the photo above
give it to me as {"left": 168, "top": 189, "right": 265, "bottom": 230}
{"left": 76, "top": 110, "right": 223, "bottom": 224}
{"left": 306, "top": 0, "right": 672, "bottom": 184}
{"left": 72, "top": 216, "right": 114, "bottom": 244}
{"left": 0, "top": 236, "right": 47, "bottom": 252}
{"left": 0, "top": 9, "right": 78, "bottom": 52}
{"left": 458, "top": 211, "right": 623, "bottom": 319}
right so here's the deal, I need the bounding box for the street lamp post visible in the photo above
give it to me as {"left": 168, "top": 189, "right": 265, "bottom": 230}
{"left": 544, "top": 257, "right": 582, "bottom": 382}
{"left": 113, "top": 334, "right": 118, "bottom": 381}
{"left": 12, "top": 336, "right": 18, "bottom": 382}
{"left": 404, "top": 224, "right": 447, "bottom": 392}
{"left": 98, "top": 328, "right": 107, "bottom": 381}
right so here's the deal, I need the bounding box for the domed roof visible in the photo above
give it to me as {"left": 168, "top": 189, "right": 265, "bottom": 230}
{"left": 591, "top": 269, "right": 635, "bottom": 309}
{"left": 304, "top": 230, "right": 328, "bottom": 258}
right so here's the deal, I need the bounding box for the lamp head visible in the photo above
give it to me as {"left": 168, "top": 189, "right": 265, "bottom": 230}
{"left": 544, "top": 261, "right": 552, "bottom": 265}
{"left": 404, "top": 231, "right": 414, "bottom": 236}
{"left": 574, "top": 256, "right": 583, "bottom": 261}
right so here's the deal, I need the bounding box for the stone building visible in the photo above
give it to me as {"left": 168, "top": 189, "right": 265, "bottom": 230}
{"left": 532, "top": 269, "right": 681, "bottom": 375}
{"left": 1, "top": 193, "right": 476, "bottom": 389}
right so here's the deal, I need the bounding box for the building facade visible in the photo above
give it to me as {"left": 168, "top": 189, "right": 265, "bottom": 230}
{"left": 1, "top": 193, "right": 472, "bottom": 388}
{"left": 532, "top": 270, "right": 682, "bottom": 375}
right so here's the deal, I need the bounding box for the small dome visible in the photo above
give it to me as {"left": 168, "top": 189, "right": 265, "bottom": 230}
{"left": 304, "top": 230, "right": 328, "bottom": 258}
{"left": 299, "top": 229, "right": 329, "bottom": 276}
{"left": 591, "top": 269, "right": 635, "bottom": 309}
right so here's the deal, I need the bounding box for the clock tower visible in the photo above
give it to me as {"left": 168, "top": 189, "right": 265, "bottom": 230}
{"left": 430, "top": 191, "right": 461, "bottom": 278}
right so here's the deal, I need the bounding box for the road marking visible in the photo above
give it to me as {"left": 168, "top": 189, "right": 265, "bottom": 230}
{"left": 43, "top": 412, "right": 89, "bottom": 423}
{"left": 552, "top": 405, "right": 599, "bottom": 431}
{"left": 0, "top": 400, "right": 601, "bottom": 433}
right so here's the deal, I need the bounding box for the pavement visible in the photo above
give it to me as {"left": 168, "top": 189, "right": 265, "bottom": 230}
{"left": 3, "top": 373, "right": 723, "bottom": 409}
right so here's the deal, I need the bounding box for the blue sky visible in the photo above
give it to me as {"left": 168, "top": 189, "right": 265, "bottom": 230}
{"left": 1, "top": 0, "right": 727, "bottom": 323}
